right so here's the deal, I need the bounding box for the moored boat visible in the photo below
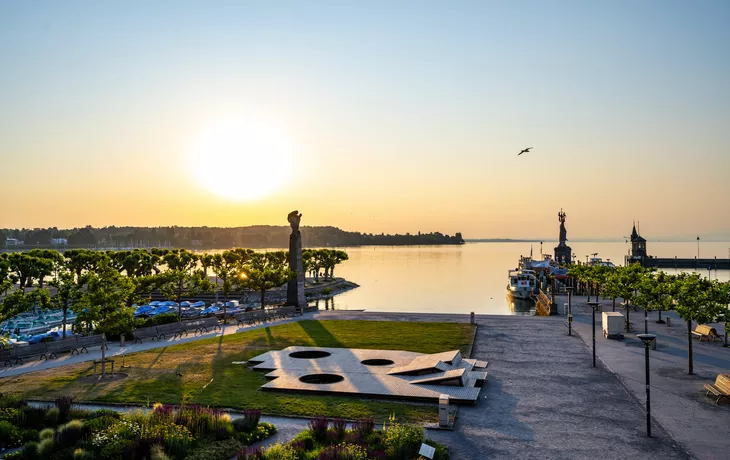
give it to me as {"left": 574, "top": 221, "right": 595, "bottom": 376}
{"left": 507, "top": 269, "right": 538, "bottom": 300}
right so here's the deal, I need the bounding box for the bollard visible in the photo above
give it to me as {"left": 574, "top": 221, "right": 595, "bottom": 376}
{"left": 120, "top": 335, "right": 125, "bottom": 348}
{"left": 470, "top": 312, "right": 475, "bottom": 325}
{"left": 439, "top": 394, "right": 450, "bottom": 427}
{"left": 564, "top": 303, "right": 568, "bottom": 315}
{"left": 650, "top": 338, "right": 657, "bottom": 350}
{"left": 666, "top": 317, "right": 671, "bottom": 327}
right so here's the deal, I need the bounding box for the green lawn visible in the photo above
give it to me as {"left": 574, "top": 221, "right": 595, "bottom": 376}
{"left": 0, "top": 320, "right": 474, "bottom": 423}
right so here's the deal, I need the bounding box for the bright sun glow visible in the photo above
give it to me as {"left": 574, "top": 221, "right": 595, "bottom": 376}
{"left": 188, "top": 119, "right": 294, "bottom": 201}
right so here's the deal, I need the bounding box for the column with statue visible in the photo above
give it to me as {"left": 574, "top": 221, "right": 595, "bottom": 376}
{"left": 554, "top": 209, "right": 572, "bottom": 265}
{"left": 286, "top": 210, "right": 308, "bottom": 309}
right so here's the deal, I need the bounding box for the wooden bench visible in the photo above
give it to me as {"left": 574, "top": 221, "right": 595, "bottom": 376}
{"left": 194, "top": 317, "right": 221, "bottom": 335}
{"left": 45, "top": 337, "right": 80, "bottom": 359}
{"left": 692, "top": 324, "right": 724, "bottom": 342}
{"left": 133, "top": 326, "right": 160, "bottom": 343}
{"left": 704, "top": 374, "right": 730, "bottom": 404}
{"left": 235, "top": 312, "right": 253, "bottom": 327}
{"left": 155, "top": 322, "right": 185, "bottom": 340}
{"left": 76, "top": 334, "right": 107, "bottom": 354}
{"left": 10, "top": 343, "right": 50, "bottom": 364}
{"left": 1, "top": 348, "right": 14, "bottom": 367}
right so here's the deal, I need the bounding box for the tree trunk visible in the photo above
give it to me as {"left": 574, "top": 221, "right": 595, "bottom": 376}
{"left": 612, "top": 297, "right": 616, "bottom": 312}
{"left": 657, "top": 310, "right": 664, "bottom": 323}
{"left": 587, "top": 282, "right": 591, "bottom": 302}
{"left": 687, "top": 319, "right": 694, "bottom": 374}
{"left": 62, "top": 301, "right": 68, "bottom": 339}
{"left": 260, "top": 289, "right": 265, "bottom": 309}
{"left": 644, "top": 309, "right": 648, "bottom": 334}
{"left": 222, "top": 291, "right": 228, "bottom": 326}
{"left": 625, "top": 302, "right": 631, "bottom": 331}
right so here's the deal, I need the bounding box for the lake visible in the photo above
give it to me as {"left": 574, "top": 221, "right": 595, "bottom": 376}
{"left": 329, "top": 241, "right": 730, "bottom": 315}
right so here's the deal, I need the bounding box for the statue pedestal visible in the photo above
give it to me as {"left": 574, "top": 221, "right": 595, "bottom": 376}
{"left": 554, "top": 244, "right": 572, "bottom": 265}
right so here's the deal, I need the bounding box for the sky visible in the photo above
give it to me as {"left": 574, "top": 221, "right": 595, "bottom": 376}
{"left": 1, "top": 1, "right": 729, "bottom": 240}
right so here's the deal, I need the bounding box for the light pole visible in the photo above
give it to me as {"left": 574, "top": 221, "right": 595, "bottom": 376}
{"left": 587, "top": 301, "right": 600, "bottom": 367}
{"left": 566, "top": 287, "right": 573, "bottom": 336}
{"left": 697, "top": 236, "right": 700, "bottom": 259}
{"left": 637, "top": 334, "right": 656, "bottom": 437}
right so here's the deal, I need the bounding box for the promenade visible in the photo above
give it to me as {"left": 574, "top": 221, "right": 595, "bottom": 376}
{"left": 558, "top": 294, "right": 730, "bottom": 460}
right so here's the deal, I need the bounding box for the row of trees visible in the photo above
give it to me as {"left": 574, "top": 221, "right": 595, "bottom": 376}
{"left": 568, "top": 263, "right": 730, "bottom": 374}
{"left": 0, "top": 248, "right": 349, "bottom": 340}
{"left": 303, "top": 249, "right": 349, "bottom": 282}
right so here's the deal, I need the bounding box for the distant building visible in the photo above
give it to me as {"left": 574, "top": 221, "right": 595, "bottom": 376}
{"left": 50, "top": 238, "right": 68, "bottom": 246}
{"left": 5, "top": 238, "right": 23, "bottom": 246}
{"left": 191, "top": 240, "right": 203, "bottom": 246}
{"left": 629, "top": 222, "right": 647, "bottom": 263}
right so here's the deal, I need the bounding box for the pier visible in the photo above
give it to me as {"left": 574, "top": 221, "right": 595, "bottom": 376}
{"left": 637, "top": 256, "right": 730, "bottom": 270}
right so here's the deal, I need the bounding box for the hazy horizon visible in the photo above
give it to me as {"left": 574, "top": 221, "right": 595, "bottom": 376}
{"left": 2, "top": 1, "right": 729, "bottom": 240}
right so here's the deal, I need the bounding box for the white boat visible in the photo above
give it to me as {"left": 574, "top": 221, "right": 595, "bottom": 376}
{"left": 507, "top": 269, "right": 538, "bottom": 300}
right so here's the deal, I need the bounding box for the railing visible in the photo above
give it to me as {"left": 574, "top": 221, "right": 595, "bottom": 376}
{"left": 533, "top": 289, "right": 552, "bottom": 316}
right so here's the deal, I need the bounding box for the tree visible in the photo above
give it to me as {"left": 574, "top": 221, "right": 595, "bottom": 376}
{"left": 242, "top": 252, "right": 295, "bottom": 309}
{"left": 568, "top": 264, "right": 590, "bottom": 299}
{"left": 321, "top": 250, "right": 349, "bottom": 280}
{"left": 159, "top": 250, "right": 213, "bottom": 319}
{"left": 211, "top": 251, "right": 243, "bottom": 323}
{"left": 608, "top": 263, "right": 646, "bottom": 331}
{"left": 64, "top": 249, "right": 103, "bottom": 284}
{"left": 634, "top": 270, "right": 672, "bottom": 334}
{"left": 669, "top": 273, "right": 723, "bottom": 374}
{"left": 0, "top": 289, "right": 50, "bottom": 325}
{"left": 714, "top": 281, "right": 730, "bottom": 348}
{"left": 73, "top": 257, "right": 135, "bottom": 337}
{"left": 48, "top": 259, "right": 84, "bottom": 338}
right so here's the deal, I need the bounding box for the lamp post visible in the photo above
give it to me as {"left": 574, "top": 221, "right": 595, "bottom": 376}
{"left": 566, "top": 287, "right": 573, "bottom": 336}
{"left": 587, "top": 301, "right": 600, "bottom": 367}
{"left": 697, "top": 236, "right": 700, "bottom": 260}
{"left": 636, "top": 334, "right": 656, "bottom": 437}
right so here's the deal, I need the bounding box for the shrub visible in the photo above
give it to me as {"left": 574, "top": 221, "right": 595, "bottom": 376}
{"left": 322, "top": 287, "right": 333, "bottom": 295}
{"left": 353, "top": 418, "right": 375, "bottom": 436}
{"left": 94, "top": 409, "right": 121, "bottom": 419}
{"left": 21, "top": 428, "right": 38, "bottom": 443}
{"left": 54, "top": 396, "right": 74, "bottom": 422}
{"left": 263, "top": 443, "right": 298, "bottom": 460}
{"left": 0, "top": 420, "right": 21, "bottom": 447}
{"left": 73, "top": 448, "right": 87, "bottom": 460}
{"left": 0, "top": 407, "right": 19, "bottom": 422}
{"left": 150, "top": 444, "right": 171, "bottom": 460}
{"left": 318, "top": 443, "right": 369, "bottom": 460}
{"left": 236, "top": 446, "right": 264, "bottom": 460}
{"left": 423, "top": 439, "right": 450, "bottom": 460}
{"left": 37, "top": 438, "right": 55, "bottom": 456}
{"left": 21, "top": 407, "right": 48, "bottom": 429}
{"left": 233, "top": 409, "right": 261, "bottom": 433}
{"left": 290, "top": 430, "right": 315, "bottom": 451}
{"left": 68, "top": 408, "right": 94, "bottom": 420}
{"left": 84, "top": 415, "right": 117, "bottom": 434}
{"left": 308, "top": 416, "right": 329, "bottom": 442}
{"left": 0, "top": 393, "right": 27, "bottom": 409}
{"left": 56, "top": 420, "right": 84, "bottom": 447}
{"left": 384, "top": 422, "right": 423, "bottom": 460}
{"left": 22, "top": 441, "right": 40, "bottom": 460}
{"left": 332, "top": 418, "right": 347, "bottom": 439}
{"left": 39, "top": 428, "right": 55, "bottom": 440}
{"left": 185, "top": 438, "right": 246, "bottom": 460}
{"left": 46, "top": 407, "right": 60, "bottom": 425}
{"left": 98, "top": 438, "right": 132, "bottom": 460}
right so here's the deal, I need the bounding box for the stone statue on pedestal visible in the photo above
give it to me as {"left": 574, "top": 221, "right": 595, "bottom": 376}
{"left": 554, "top": 209, "right": 572, "bottom": 265}
{"left": 286, "top": 210, "right": 307, "bottom": 308}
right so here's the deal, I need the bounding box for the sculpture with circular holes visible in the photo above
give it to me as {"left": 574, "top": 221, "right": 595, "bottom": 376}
{"left": 299, "top": 374, "right": 344, "bottom": 384}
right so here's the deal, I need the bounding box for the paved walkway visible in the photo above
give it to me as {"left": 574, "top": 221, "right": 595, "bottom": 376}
{"left": 0, "top": 313, "right": 317, "bottom": 378}
{"left": 558, "top": 294, "right": 730, "bottom": 460}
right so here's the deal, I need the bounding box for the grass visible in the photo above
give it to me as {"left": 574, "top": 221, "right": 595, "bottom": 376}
{"left": 0, "top": 320, "right": 474, "bottom": 423}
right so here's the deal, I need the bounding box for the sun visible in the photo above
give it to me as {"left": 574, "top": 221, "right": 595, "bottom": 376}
{"left": 187, "top": 119, "right": 294, "bottom": 201}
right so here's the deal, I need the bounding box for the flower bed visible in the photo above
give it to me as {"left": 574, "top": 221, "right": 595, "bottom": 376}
{"left": 0, "top": 395, "right": 276, "bottom": 459}
{"left": 236, "top": 415, "right": 449, "bottom": 460}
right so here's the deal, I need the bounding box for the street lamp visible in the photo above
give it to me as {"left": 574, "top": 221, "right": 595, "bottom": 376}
{"left": 566, "top": 287, "right": 574, "bottom": 336}
{"left": 587, "top": 301, "right": 600, "bottom": 367}
{"left": 637, "top": 333, "right": 656, "bottom": 437}
{"left": 697, "top": 236, "right": 700, "bottom": 259}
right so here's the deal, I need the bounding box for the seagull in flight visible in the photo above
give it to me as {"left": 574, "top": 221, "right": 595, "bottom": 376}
{"left": 517, "top": 147, "right": 533, "bottom": 156}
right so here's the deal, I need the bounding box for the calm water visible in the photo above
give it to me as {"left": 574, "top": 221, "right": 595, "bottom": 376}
{"left": 329, "top": 242, "right": 730, "bottom": 315}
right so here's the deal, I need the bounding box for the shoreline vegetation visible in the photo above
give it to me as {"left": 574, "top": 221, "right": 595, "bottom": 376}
{"left": 1, "top": 226, "right": 465, "bottom": 250}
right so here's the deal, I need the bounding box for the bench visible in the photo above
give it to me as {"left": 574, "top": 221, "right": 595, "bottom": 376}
{"left": 194, "top": 317, "right": 221, "bottom": 335}
{"left": 156, "top": 322, "right": 186, "bottom": 340}
{"left": 10, "top": 343, "right": 50, "bottom": 364}
{"left": 691, "top": 324, "right": 724, "bottom": 342}
{"left": 45, "top": 337, "right": 81, "bottom": 359}
{"left": 704, "top": 374, "right": 730, "bottom": 404}
{"left": 133, "top": 326, "right": 160, "bottom": 343}
{"left": 76, "top": 334, "right": 107, "bottom": 354}
{"left": 235, "top": 312, "right": 253, "bottom": 327}
{"left": 1, "top": 348, "right": 14, "bottom": 367}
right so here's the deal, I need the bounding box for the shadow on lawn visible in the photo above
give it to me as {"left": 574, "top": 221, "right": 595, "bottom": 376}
{"left": 298, "top": 320, "right": 345, "bottom": 348}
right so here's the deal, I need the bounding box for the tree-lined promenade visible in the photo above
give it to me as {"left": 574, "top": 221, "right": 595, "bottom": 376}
{"left": 0, "top": 248, "right": 348, "bottom": 341}
{"left": 568, "top": 263, "right": 730, "bottom": 373}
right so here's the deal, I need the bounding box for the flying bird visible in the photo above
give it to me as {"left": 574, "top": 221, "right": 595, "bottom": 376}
{"left": 517, "top": 147, "right": 533, "bottom": 156}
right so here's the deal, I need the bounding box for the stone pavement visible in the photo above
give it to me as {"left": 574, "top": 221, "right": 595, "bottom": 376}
{"left": 559, "top": 294, "right": 730, "bottom": 460}
{"left": 0, "top": 312, "right": 317, "bottom": 378}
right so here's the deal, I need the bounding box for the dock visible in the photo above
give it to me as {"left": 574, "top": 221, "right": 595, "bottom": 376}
{"left": 630, "top": 256, "right": 730, "bottom": 270}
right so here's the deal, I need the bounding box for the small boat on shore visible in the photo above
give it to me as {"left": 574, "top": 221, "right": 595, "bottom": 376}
{"left": 507, "top": 269, "right": 538, "bottom": 300}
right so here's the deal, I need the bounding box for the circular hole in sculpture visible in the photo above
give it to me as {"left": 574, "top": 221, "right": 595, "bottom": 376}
{"left": 299, "top": 374, "right": 344, "bottom": 384}
{"left": 289, "top": 350, "right": 331, "bottom": 359}
{"left": 361, "top": 358, "right": 395, "bottom": 366}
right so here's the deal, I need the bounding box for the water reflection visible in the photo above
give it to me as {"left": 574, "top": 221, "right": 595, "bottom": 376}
{"left": 507, "top": 296, "right": 536, "bottom": 316}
